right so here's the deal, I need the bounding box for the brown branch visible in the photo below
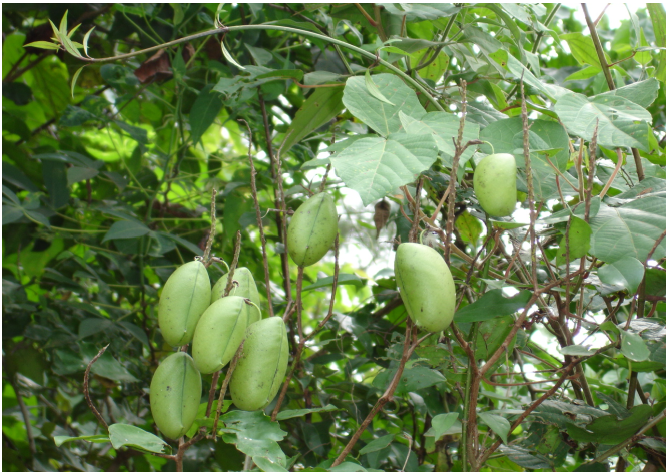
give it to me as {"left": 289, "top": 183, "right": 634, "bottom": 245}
{"left": 598, "top": 148, "right": 624, "bottom": 199}
{"left": 205, "top": 371, "right": 221, "bottom": 418}
{"left": 445, "top": 80, "right": 467, "bottom": 264}
{"left": 331, "top": 320, "right": 416, "bottom": 466}
{"left": 582, "top": 3, "right": 645, "bottom": 181}
{"left": 521, "top": 76, "right": 539, "bottom": 294}
{"left": 354, "top": 3, "right": 378, "bottom": 26}
{"left": 203, "top": 190, "right": 217, "bottom": 266}
{"left": 84, "top": 344, "right": 110, "bottom": 430}
{"left": 223, "top": 231, "right": 242, "bottom": 297}
{"left": 212, "top": 341, "right": 244, "bottom": 439}
{"left": 240, "top": 118, "right": 274, "bottom": 317}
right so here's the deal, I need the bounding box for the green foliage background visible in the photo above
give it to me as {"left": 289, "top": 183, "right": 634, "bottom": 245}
{"left": 3, "top": 3, "right": 666, "bottom": 472}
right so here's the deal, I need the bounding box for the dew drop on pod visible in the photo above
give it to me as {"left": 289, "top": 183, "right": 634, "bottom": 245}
{"left": 158, "top": 260, "right": 211, "bottom": 347}
{"left": 472, "top": 153, "right": 517, "bottom": 217}
{"left": 394, "top": 243, "right": 456, "bottom": 333}
{"left": 229, "top": 317, "right": 289, "bottom": 411}
{"left": 192, "top": 296, "right": 249, "bottom": 374}
{"left": 149, "top": 352, "right": 202, "bottom": 440}
{"left": 287, "top": 192, "right": 338, "bottom": 267}
{"left": 211, "top": 268, "right": 262, "bottom": 325}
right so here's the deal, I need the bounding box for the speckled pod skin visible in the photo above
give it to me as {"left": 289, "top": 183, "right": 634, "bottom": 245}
{"left": 287, "top": 192, "right": 338, "bottom": 267}
{"left": 211, "top": 268, "right": 261, "bottom": 325}
{"left": 395, "top": 243, "right": 456, "bottom": 333}
{"left": 192, "top": 296, "right": 248, "bottom": 374}
{"left": 149, "top": 352, "right": 202, "bottom": 440}
{"left": 158, "top": 261, "right": 211, "bottom": 347}
{"left": 229, "top": 317, "right": 289, "bottom": 411}
{"left": 473, "top": 153, "right": 517, "bottom": 217}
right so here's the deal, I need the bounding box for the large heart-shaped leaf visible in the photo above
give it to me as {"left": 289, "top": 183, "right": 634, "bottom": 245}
{"left": 330, "top": 133, "right": 438, "bottom": 205}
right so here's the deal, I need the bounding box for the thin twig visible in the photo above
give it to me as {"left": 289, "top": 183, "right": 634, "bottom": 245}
{"left": 240, "top": 118, "right": 274, "bottom": 317}
{"left": 331, "top": 320, "right": 415, "bottom": 467}
{"left": 598, "top": 148, "right": 624, "bottom": 200}
{"left": 272, "top": 128, "right": 293, "bottom": 310}
{"left": 212, "top": 341, "right": 244, "bottom": 440}
{"left": 584, "top": 121, "right": 598, "bottom": 222}
{"left": 224, "top": 231, "right": 242, "bottom": 297}
{"left": 521, "top": 76, "right": 539, "bottom": 294}
{"left": 84, "top": 344, "right": 110, "bottom": 430}
{"left": 203, "top": 190, "right": 217, "bottom": 266}
{"left": 445, "top": 80, "right": 467, "bottom": 264}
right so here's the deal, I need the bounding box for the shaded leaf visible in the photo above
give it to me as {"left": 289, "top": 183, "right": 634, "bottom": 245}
{"left": 479, "top": 412, "right": 510, "bottom": 444}
{"left": 621, "top": 331, "right": 650, "bottom": 362}
{"left": 302, "top": 274, "right": 364, "bottom": 292}
{"left": 598, "top": 257, "right": 645, "bottom": 294}
{"left": 359, "top": 434, "right": 394, "bottom": 454}
{"left": 102, "top": 220, "right": 150, "bottom": 242}
{"left": 275, "top": 404, "right": 339, "bottom": 421}
{"left": 454, "top": 289, "right": 531, "bottom": 323}
{"left": 108, "top": 424, "right": 170, "bottom": 454}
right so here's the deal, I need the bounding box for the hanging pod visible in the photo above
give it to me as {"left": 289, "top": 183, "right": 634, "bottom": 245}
{"left": 473, "top": 153, "right": 517, "bottom": 217}
{"left": 211, "top": 268, "right": 262, "bottom": 325}
{"left": 394, "top": 243, "right": 456, "bottom": 333}
{"left": 158, "top": 260, "right": 211, "bottom": 347}
{"left": 192, "top": 296, "right": 249, "bottom": 374}
{"left": 229, "top": 317, "right": 289, "bottom": 411}
{"left": 149, "top": 352, "right": 202, "bottom": 440}
{"left": 287, "top": 192, "right": 338, "bottom": 267}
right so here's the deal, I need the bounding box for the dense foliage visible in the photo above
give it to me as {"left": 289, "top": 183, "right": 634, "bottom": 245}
{"left": 3, "top": 3, "right": 666, "bottom": 472}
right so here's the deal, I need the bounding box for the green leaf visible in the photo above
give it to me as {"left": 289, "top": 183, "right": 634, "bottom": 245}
{"left": 559, "top": 345, "right": 596, "bottom": 356}
{"left": 82, "top": 27, "right": 95, "bottom": 57}
{"left": 598, "top": 257, "right": 645, "bottom": 294}
{"left": 589, "top": 197, "right": 666, "bottom": 263}
{"left": 342, "top": 73, "right": 426, "bottom": 137}
{"left": 330, "top": 134, "right": 438, "bottom": 206}
{"left": 70, "top": 65, "right": 85, "bottom": 98}
{"left": 108, "top": 424, "right": 170, "bottom": 454}
{"left": 635, "top": 28, "right": 652, "bottom": 65}
{"left": 364, "top": 70, "right": 394, "bottom": 106}
{"left": 565, "top": 66, "right": 602, "bottom": 82}
{"left": 595, "top": 78, "right": 660, "bottom": 108}
{"left": 302, "top": 274, "right": 364, "bottom": 292}
{"left": 253, "top": 456, "right": 289, "bottom": 472}
{"left": 454, "top": 289, "right": 531, "bottom": 323}
{"left": 275, "top": 404, "right": 339, "bottom": 420}
{"left": 479, "top": 412, "right": 510, "bottom": 444}
{"left": 67, "top": 166, "right": 98, "bottom": 185}
{"left": 560, "top": 33, "right": 610, "bottom": 69}
{"left": 566, "top": 404, "right": 652, "bottom": 444}
{"left": 500, "top": 445, "right": 552, "bottom": 469}
{"left": 555, "top": 216, "right": 591, "bottom": 266}
{"left": 506, "top": 54, "right": 568, "bottom": 101}
{"left": 281, "top": 86, "right": 345, "bottom": 154}
{"left": 554, "top": 92, "right": 651, "bottom": 151}
{"left": 54, "top": 434, "right": 109, "bottom": 447}
{"left": 329, "top": 463, "right": 367, "bottom": 472}
{"left": 221, "top": 410, "right": 287, "bottom": 467}
{"left": 189, "top": 84, "right": 223, "bottom": 145}
{"left": 621, "top": 331, "right": 650, "bottom": 362}
{"left": 424, "top": 413, "right": 459, "bottom": 440}
{"left": 359, "top": 434, "right": 395, "bottom": 454}
{"left": 102, "top": 220, "right": 151, "bottom": 242}
{"left": 24, "top": 41, "right": 61, "bottom": 51}
{"left": 221, "top": 40, "right": 245, "bottom": 70}
{"left": 399, "top": 110, "right": 480, "bottom": 171}
{"left": 647, "top": 3, "right": 666, "bottom": 82}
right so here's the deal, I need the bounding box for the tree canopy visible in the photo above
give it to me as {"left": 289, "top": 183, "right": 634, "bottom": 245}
{"left": 3, "top": 3, "right": 666, "bottom": 472}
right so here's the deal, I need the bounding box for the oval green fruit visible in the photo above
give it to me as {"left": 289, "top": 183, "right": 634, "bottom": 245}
{"left": 149, "top": 352, "right": 202, "bottom": 440}
{"left": 158, "top": 260, "right": 211, "bottom": 347}
{"left": 211, "top": 268, "right": 261, "bottom": 325}
{"left": 287, "top": 192, "right": 338, "bottom": 267}
{"left": 229, "top": 317, "right": 289, "bottom": 411}
{"left": 395, "top": 243, "right": 456, "bottom": 333}
{"left": 192, "top": 296, "right": 248, "bottom": 374}
{"left": 473, "top": 153, "right": 517, "bottom": 217}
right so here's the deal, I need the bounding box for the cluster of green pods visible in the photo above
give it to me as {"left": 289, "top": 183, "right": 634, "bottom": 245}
{"left": 151, "top": 262, "right": 289, "bottom": 440}
{"left": 150, "top": 191, "right": 340, "bottom": 440}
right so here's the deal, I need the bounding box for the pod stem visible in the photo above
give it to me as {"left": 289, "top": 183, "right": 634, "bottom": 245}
{"left": 223, "top": 231, "right": 242, "bottom": 297}
{"left": 202, "top": 190, "right": 217, "bottom": 267}
{"left": 481, "top": 141, "right": 495, "bottom": 155}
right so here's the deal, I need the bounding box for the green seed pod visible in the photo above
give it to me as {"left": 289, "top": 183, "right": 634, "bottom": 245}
{"left": 473, "top": 153, "right": 517, "bottom": 217}
{"left": 287, "top": 192, "right": 338, "bottom": 267}
{"left": 149, "top": 352, "right": 202, "bottom": 440}
{"left": 211, "top": 268, "right": 262, "bottom": 325}
{"left": 229, "top": 317, "right": 289, "bottom": 411}
{"left": 395, "top": 243, "right": 456, "bottom": 333}
{"left": 192, "top": 296, "right": 248, "bottom": 374}
{"left": 158, "top": 260, "right": 211, "bottom": 347}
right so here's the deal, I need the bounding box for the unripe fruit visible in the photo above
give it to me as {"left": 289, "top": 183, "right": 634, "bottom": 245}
{"left": 230, "top": 317, "right": 289, "bottom": 411}
{"left": 473, "top": 153, "right": 517, "bottom": 217}
{"left": 211, "top": 268, "right": 261, "bottom": 325}
{"left": 287, "top": 192, "right": 338, "bottom": 267}
{"left": 150, "top": 352, "right": 202, "bottom": 440}
{"left": 192, "top": 296, "right": 248, "bottom": 374}
{"left": 395, "top": 243, "right": 456, "bottom": 333}
{"left": 158, "top": 261, "right": 211, "bottom": 347}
